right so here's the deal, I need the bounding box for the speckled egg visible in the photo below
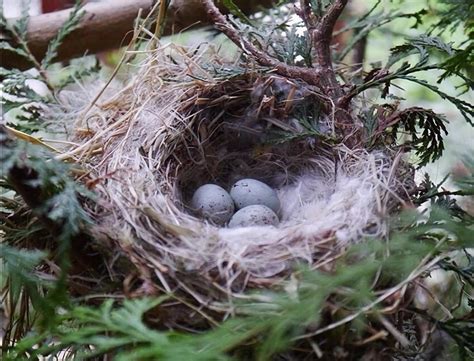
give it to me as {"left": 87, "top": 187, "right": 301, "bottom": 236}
{"left": 228, "top": 205, "right": 279, "bottom": 228}
{"left": 191, "top": 184, "right": 234, "bottom": 225}
{"left": 230, "top": 178, "right": 280, "bottom": 213}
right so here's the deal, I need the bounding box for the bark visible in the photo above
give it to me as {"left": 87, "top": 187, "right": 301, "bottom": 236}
{"left": 1, "top": 0, "right": 274, "bottom": 70}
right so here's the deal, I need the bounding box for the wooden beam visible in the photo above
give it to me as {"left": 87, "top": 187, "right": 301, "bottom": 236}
{"left": 1, "top": 0, "right": 274, "bottom": 70}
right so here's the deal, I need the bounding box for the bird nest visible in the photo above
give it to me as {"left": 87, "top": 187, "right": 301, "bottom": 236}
{"left": 57, "top": 43, "right": 412, "bottom": 321}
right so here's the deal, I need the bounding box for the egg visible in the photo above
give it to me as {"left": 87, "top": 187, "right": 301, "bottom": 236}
{"left": 230, "top": 178, "right": 280, "bottom": 213}
{"left": 191, "top": 184, "right": 234, "bottom": 225}
{"left": 228, "top": 205, "right": 279, "bottom": 228}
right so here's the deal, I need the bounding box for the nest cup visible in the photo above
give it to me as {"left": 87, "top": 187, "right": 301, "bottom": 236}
{"left": 60, "top": 44, "right": 410, "bottom": 318}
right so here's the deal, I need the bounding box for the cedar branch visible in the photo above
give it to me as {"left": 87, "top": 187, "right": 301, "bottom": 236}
{"left": 201, "top": 0, "right": 322, "bottom": 86}
{"left": 0, "top": 126, "right": 101, "bottom": 273}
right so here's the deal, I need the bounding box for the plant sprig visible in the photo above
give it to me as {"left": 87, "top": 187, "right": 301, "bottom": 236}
{"left": 40, "top": 1, "right": 85, "bottom": 68}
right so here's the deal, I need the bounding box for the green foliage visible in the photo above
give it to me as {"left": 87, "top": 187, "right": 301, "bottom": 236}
{"left": 389, "top": 107, "right": 448, "bottom": 166}
{"left": 4, "top": 198, "right": 473, "bottom": 360}
{"left": 6, "top": 297, "right": 239, "bottom": 360}
{"left": 1, "top": 244, "right": 49, "bottom": 309}
{"left": 0, "top": 1, "right": 98, "bottom": 133}
{"left": 430, "top": 0, "right": 474, "bottom": 84}
{"left": 1, "top": 141, "right": 92, "bottom": 235}
{"left": 350, "top": 33, "right": 473, "bottom": 166}
{"left": 0, "top": 4, "right": 51, "bottom": 134}
{"left": 306, "top": 0, "right": 332, "bottom": 18}
{"left": 1, "top": 1, "right": 473, "bottom": 360}
{"left": 354, "top": 35, "right": 473, "bottom": 125}
{"left": 432, "top": 0, "right": 473, "bottom": 34}
{"left": 0, "top": 244, "right": 49, "bottom": 349}
{"left": 266, "top": 102, "right": 337, "bottom": 145}
{"left": 40, "top": 1, "right": 85, "bottom": 68}
{"left": 273, "top": 23, "right": 313, "bottom": 67}
{"left": 4, "top": 160, "right": 474, "bottom": 359}
{"left": 439, "top": 250, "right": 474, "bottom": 287}
{"left": 1, "top": 138, "right": 93, "bottom": 341}
{"left": 0, "top": 1, "right": 84, "bottom": 69}
{"left": 415, "top": 172, "right": 474, "bottom": 223}
{"left": 0, "top": 3, "right": 37, "bottom": 66}
{"left": 453, "top": 157, "right": 474, "bottom": 195}
{"left": 56, "top": 57, "right": 102, "bottom": 89}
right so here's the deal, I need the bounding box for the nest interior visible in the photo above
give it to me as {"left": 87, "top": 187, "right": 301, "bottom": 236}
{"left": 58, "top": 44, "right": 410, "bottom": 304}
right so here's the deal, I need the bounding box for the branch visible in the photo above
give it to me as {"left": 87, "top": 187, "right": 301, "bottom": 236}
{"left": 293, "top": 1, "right": 355, "bottom": 133}
{"left": 201, "top": 0, "right": 322, "bottom": 86}
{"left": 313, "top": 0, "right": 348, "bottom": 97}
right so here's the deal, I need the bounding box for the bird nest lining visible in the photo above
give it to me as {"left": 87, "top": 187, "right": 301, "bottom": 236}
{"left": 59, "top": 45, "right": 406, "bottom": 293}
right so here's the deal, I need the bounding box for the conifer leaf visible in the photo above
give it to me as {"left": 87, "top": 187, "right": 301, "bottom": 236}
{"left": 389, "top": 107, "right": 448, "bottom": 166}
{"left": 41, "top": 2, "right": 85, "bottom": 68}
{"left": 0, "top": 41, "right": 30, "bottom": 59}
{"left": 14, "top": 0, "right": 31, "bottom": 35}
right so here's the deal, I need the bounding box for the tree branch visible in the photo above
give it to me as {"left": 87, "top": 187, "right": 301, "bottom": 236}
{"left": 201, "top": 0, "right": 322, "bottom": 86}
{"left": 313, "top": 0, "right": 348, "bottom": 98}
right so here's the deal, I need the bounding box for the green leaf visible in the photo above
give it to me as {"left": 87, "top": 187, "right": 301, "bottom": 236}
{"left": 0, "top": 244, "right": 47, "bottom": 301}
